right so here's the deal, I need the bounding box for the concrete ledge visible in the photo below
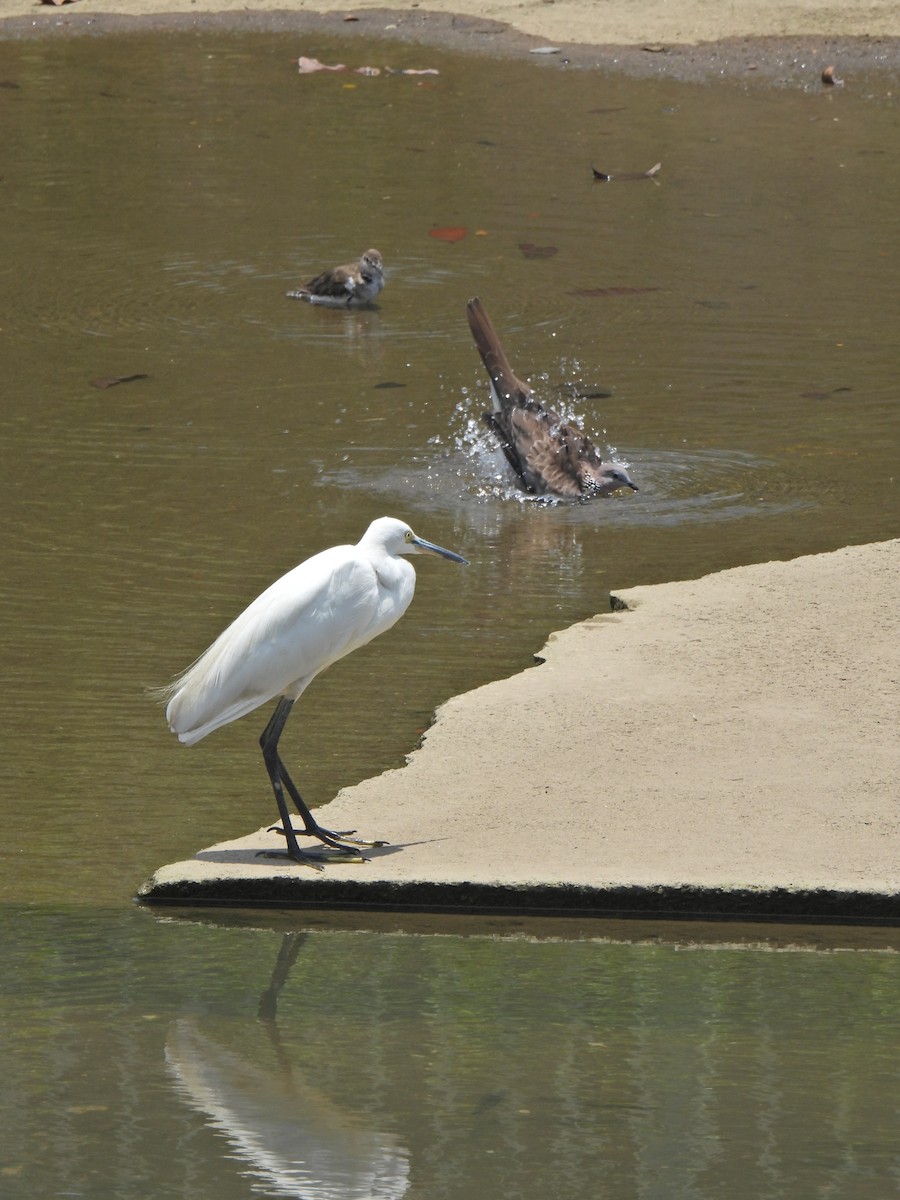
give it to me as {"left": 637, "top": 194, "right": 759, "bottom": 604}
{"left": 139, "top": 541, "right": 899, "bottom": 925}
{"left": 140, "top": 859, "right": 900, "bottom": 924}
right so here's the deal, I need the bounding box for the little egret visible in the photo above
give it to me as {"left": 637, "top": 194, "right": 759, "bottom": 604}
{"left": 286, "top": 249, "right": 384, "bottom": 308}
{"left": 163, "top": 517, "right": 467, "bottom": 866}
{"left": 467, "top": 297, "right": 639, "bottom": 499}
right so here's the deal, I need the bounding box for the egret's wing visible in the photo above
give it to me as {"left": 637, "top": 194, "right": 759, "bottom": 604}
{"left": 166, "top": 548, "right": 385, "bottom": 743}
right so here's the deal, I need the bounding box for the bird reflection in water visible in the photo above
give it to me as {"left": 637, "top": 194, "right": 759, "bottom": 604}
{"left": 165, "top": 933, "right": 410, "bottom": 1199}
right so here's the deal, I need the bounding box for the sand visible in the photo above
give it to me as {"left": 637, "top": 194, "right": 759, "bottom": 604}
{"left": 3, "top": 0, "right": 899, "bottom": 84}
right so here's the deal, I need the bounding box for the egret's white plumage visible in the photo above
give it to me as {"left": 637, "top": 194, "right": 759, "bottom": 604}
{"left": 163, "top": 517, "right": 467, "bottom": 865}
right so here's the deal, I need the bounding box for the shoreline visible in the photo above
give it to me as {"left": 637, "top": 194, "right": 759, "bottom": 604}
{"left": 2, "top": 4, "right": 899, "bottom": 85}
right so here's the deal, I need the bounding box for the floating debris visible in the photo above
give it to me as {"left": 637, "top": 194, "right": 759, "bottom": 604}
{"left": 822, "top": 65, "right": 845, "bottom": 86}
{"left": 592, "top": 161, "right": 662, "bottom": 182}
{"left": 90, "top": 373, "right": 149, "bottom": 390}
{"left": 296, "top": 56, "right": 346, "bottom": 74}
{"left": 296, "top": 56, "right": 439, "bottom": 76}
{"left": 569, "top": 286, "right": 660, "bottom": 298}
{"left": 518, "top": 242, "right": 558, "bottom": 259}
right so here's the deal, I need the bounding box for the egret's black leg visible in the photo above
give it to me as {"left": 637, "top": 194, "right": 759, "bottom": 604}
{"left": 276, "top": 759, "right": 388, "bottom": 849}
{"left": 258, "top": 698, "right": 366, "bottom": 861}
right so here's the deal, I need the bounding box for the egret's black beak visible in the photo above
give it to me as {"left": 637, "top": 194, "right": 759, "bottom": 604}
{"left": 412, "top": 536, "right": 468, "bottom": 565}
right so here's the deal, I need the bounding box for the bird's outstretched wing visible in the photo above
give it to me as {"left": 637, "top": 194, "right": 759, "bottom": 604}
{"left": 468, "top": 296, "right": 638, "bottom": 499}
{"left": 466, "top": 297, "right": 532, "bottom": 411}
{"left": 486, "top": 405, "right": 587, "bottom": 498}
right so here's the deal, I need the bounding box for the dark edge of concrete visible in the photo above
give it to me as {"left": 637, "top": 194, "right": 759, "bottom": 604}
{"left": 136, "top": 877, "right": 900, "bottom": 925}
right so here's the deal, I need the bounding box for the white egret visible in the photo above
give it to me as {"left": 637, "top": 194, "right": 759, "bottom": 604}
{"left": 163, "top": 517, "right": 467, "bottom": 866}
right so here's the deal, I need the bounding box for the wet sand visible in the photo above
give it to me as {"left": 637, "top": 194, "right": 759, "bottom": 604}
{"left": 2, "top": 0, "right": 899, "bottom": 85}
{"left": 7, "top": 0, "right": 896, "bottom": 921}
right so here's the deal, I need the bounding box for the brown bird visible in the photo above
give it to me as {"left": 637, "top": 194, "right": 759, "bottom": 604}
{"left": 287, "top": 248, "right": 384, "bottom": 307}
{"left": 466, "top": 297, "right": 638, "bottom": 499}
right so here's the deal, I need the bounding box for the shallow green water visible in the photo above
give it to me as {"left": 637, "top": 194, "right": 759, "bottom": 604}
{"left": 4, "top": 906, "right": 900, "bottom": 1200}
{"left": 0, "top": 28, "right": 898, "bottom": 1200}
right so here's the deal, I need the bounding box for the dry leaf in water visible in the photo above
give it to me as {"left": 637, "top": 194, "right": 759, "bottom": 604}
{"left": 592, "top": 162, "right": 662, "bottom": 181}
{"left": 518, "top": 242, "right": 558, "bottom": 259}
{"left": 90, "top": 373, "right": 149, "bottom": 390}
{"left": 429, "top": 226, "right": 468, "bottom": 243}
{"left": 569, "top": 286, "right": 660, "bottom": 298}
{"left": 296, "top": 56, "right": 346, "bottom": 74}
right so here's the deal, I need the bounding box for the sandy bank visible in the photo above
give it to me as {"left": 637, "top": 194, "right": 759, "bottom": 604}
{"left": 140, "top": 541, "right": 900, "bottom": 922}
{"left": 3, "top": 1, "right": 899, "bottom": 84}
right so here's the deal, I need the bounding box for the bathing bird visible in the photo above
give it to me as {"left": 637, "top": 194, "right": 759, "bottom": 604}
{"left": 163, "top": 517, "right": 467, "bottom": 866}
{"left": 286, "top": 249, "right": 385, "bottom": 307}
{"left": 466, "top": 297, "right": 639, "bottom": 499}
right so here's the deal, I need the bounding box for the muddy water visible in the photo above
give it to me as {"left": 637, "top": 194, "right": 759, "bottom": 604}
{"left": 1, "top": 28, "right": 898, "bottom": 1199}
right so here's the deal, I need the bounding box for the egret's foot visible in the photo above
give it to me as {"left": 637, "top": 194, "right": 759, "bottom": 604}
{"left": 269, "top": 823, "right": 389, "bottom": 849}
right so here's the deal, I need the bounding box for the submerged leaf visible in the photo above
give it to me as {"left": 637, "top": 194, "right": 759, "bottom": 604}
{"left": 518, "top": 242, "right": 558, "bottom": 259}
{"left": 569, "top": 286, "right": 660, "bottom": 298}
{"left": 429, "top": 226, "right": 468, "bottom": 243}
{"left": 90, "top": 373, "right": 149, "bottom": 390}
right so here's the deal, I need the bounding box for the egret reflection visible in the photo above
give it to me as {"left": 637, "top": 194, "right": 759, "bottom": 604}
{"left": 166, "top": 1018, "right": 409, "bottom": 1199}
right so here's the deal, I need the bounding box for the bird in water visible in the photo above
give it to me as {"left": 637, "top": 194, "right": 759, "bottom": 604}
{"left": 286, "top": 248, "right": 385, "bottom": 307}
{"left": 162, "top": 517, "right": 468, "bottom": 867}
{"left": 466, "top": 297, "right": 639, "bottom": 499}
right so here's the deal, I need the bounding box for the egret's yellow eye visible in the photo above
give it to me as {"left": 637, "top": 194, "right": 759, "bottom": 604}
{"left": 405, "top": 530, "right": 413, "bottom": 542}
